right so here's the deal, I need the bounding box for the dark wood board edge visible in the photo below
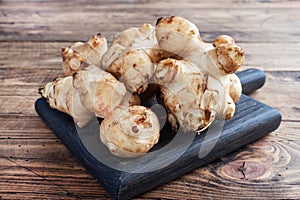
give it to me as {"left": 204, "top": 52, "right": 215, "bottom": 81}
{"left": 236, "top": 68, "right": 266, "bottom": 95}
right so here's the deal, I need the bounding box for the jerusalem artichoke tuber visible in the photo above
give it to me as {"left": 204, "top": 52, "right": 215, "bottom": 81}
{"left": 154, "top": 16, "right": 245, "bottom": 132}
{"left": 61, "top": 33, "right": 108, "bottom": 76}
{"left": 72, "top": 65, "right": 127, "bottom": 118}
{"left": 39, "top": 76, "right": 94, "bottom": 128}
{"left": 101, "top": 24, "right": 162, "bottom": 94}
{"left": 39, "top": 65, "right": 128, "bottom": 127}
{"left": 100, "top": 105, "right": 160, "bottom": 157}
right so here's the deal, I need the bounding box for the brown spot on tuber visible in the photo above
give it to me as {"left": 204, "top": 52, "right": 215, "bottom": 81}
{"left": 38, "top": 86, "right": 45, "bottom": 96}
{"left": 189, "top": 29, "right": 195, "bottom": 35}
{"left": 112, "top": 121, "right": 118, "bottom": 126}
{"left": 165, "top": 16, "right": 175, "bottom": 23}
{"left": 132, "top": 126, "right": 139, "bottom": 133}
{"left": 201, "top": 74, "right": 208, "bottom": 93}
{"left": 213, "top": 35, "right": 235, "bottom": 47}
{"left": 136, "top": 147, "right": 142, "bottom": 153}
{"left": 239, "top": 49, "right": 245, "bottom": 57}
{"left": 135, "top": 113, "right": 146, "bottom": 124}
{"left": 61, "top": 48, "right": 67, "bottom": 60}
{"left": 197, "top": 35, "right": 202, "bottom": 42}
{"left": 204, "top": 110, "right": 211, "bottom": 124}
{"left": 131, "top": 110, "right": 153, "bottom": 128}
{"left": 93, "top": 40, "right": 99, "bottom": 47}
{"left": 156, "top": 17, "right": 163, "bottom": 25}
{"left": 164, "top": 59, "right": 175, "bottom": 67}
{"left": 72, "top": 72, "right": 78, "bottom": 79}
{"left": 157, "top": 16, "right": 175, "bottom": 25}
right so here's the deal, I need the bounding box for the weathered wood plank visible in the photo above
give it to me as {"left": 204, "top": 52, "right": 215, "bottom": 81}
{"left": 249, "top": 71, "right": 300, "bottom": 121}
{"left": 0, "top": 157, "right": 110, "bottom": 199}
{"left": 1, "top": 42, "right": 300, "bottom": 72}
{"left": 0, "top": 1, "right": 300, "bottom": 42}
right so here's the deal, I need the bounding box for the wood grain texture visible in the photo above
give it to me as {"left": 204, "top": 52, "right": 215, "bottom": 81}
{"left": 1, "top": 0, "right": 300, "bottom": 43}
{"left": 0, "top": 0, "right": 299, "bottom": 199}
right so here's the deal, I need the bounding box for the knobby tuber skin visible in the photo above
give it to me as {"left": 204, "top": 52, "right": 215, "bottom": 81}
{"left": 101, "top": 24, "right": 164, "bottom": 94}
{"left": 39, "top": 65, "right": 130, "bottom": 127}
{"left": 106, "top": 50, "right": 154, "bottom": 94}
{"left": 228, "top": 73, "right": 242, "bottom": 103}
{"left": 72, "top": 65, "right": 127, "bottom": 118}
{"left": 155, "top": 58, "right": 217, "bottom": 132}
{"left": 100, "top": 105, "right": 160, "bottom": 157}
{"left": 213, "top": 35, "right": 245, "bottom": 74}
{"left": 102, "top": 23, "right": 160, "bottom": 66}
{"left": 61, "top": 33, "right": 108, "bottom": 76}
{"left": 156, "top": 16, "right": 203, "bottom": 58}
{"left": 39, "top": 76, "right": 93, "bottom": 128}
{"left": 156, "top": 16, "right": 244, "bottom": 76}
{"left": 155, "top": 16, "right": 245, "bottom": 132}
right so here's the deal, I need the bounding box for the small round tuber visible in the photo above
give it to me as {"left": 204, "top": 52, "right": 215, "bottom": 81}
{"left": 100, "top": 105, "right": 160, "bottom": 157}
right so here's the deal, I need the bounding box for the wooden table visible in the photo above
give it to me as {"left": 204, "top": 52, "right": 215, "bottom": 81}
{"left": 1, "top": 0, "right": 299, "bottom": 199}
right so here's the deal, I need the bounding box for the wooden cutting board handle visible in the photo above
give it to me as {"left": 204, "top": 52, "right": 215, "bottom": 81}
{"left": 236, "top": 68, "right": 265, "bottom": 94}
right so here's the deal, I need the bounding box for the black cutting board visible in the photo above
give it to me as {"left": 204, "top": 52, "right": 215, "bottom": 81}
{"left": 35, "top": 69, "right": 281, "bottom": 200}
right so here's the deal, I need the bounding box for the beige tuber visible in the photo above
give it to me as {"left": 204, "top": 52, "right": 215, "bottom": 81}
{"left": 39, "top": 65, "right": 132, "bottom": 127}
{"left": 39, "top": 75, "right": 93, "bottom": 128}
{"left": 100, "top": 105, "right": 160, "bottom": 157}
{"left": 154, "top": 16, "right": 244, "bottom": 132}
{"left": 101, "top": 24, "right": 163, "bottom": 94}
{"left": 61, "top": 33, "right": 108, "bottom": 76}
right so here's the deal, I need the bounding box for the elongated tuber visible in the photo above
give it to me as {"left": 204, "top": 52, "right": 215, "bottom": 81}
{"left": 39, "top": 65, "right": 128, "bottom": 127}
{"left": 155, "top": 16, "right": 244, "bottom": 132}
{"left": 39, "top": 76, "right": 93, "bottom": 127}
{"left": 61, "top": 33, "right": 108, "bottom": 76}
{"left": 100, "top": 105, "right": 160, "bottom": 157}
{"left": 156, "top": 16, "right": 244, "bottom": 75}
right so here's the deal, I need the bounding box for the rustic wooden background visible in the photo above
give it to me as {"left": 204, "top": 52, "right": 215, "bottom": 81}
{"left": 1, "top": 0, "right": 299, "bottom": 199}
